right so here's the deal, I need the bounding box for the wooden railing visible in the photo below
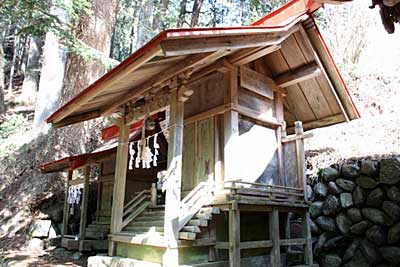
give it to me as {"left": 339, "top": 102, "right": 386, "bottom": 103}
{"left": 121, "top": 189, "right": 151, "bottom": 229}
{"left": 224, "top": 180, "right": 304, "bottom": 203}
{"left": 177, "top": 181, "right": 214, "bottom": 231}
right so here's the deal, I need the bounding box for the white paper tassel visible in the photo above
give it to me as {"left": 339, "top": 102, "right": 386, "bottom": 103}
{"left": 135, "top": 140, "right": 141, "bottom": 168}
{"left": 129, "top": 142, "right": 135, "bottom": 170}
{"left": 153, "top": 134, "right": 159, "bottom": 167}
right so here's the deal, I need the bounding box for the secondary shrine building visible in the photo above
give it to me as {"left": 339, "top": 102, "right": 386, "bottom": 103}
{"left": 41, "top": 0, "right": 359, "bottom": 266}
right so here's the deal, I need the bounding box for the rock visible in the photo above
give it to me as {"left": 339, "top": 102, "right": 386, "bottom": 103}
{"left": 314, "top": 182, "right": 328, "bottom": 198}
{"left": 309, "top": 219, "right": 320, "bottom": 235}
{"left": 387, "top": 223, "right": 400, "bottom": 244}
{"left": 71, "top": 252, "right": 83, "bottom": 260}
{"left": 27, "top": 238, "right": 44, "bottom": 253}
{"left": 353, "top": 186, "right": 366, "bottom": 207}
{"left": 343, "top": 260, "right": 370, "bottom": 267}
{"left": 49, "top": 237, "right": 62, "bottom": 247}
{"left": 382, "top": 201, "right": 400, "bottom": 221}
{"left": 322, "top": 195, "right": 341, "bottom": 216}
{"left": 360, "top": 239, "right": 381, "bottom": 266}
{"left": 343, "top": 240, "right": 360, "bottom": 262}
{"left": 316, "top": 216, "right": 337, "bottom": 232}
{"left": 362, "top": 208, "right": 393, "bottom": 226}
{"left": 350, "top": 220, "right": 370, "bottom": 235}
{"left": 379, "top": 157, "right": 400, "bottom": 185}
{"left": 379, "top": 247, "right": 400, "bottom": 264}
{"left": 328, "top": 181, "right": 343, "bottom": 195}
{"left": 336, "top": 178, "right": 355, "bottom": 192}
{"left": 306, "top": 184, "right": 314, "bottom": 201}
{"left": 30, "top": 220, "right": 52, "bottom": 238}
{"left": 366, "top": 187, "right": 385, "bottom": 207}
{"left": 347, "top": 208, "right": 363, "bottom": 223}
{"left": 387, "top": 186, "right": 400, "bottom": 203}
{"left": 360, "top": 160, "right": 379, "bottom": 177}
{"left": 342, "top": 164, "right": 361, "bottom": 179}
{"left": 314, "top": 232, "right": 328, "bottom": 256}
{"left": 310, "top": 201, "right": 323, "bottom": 218}
{"left": 48, "top": 206, "right": 64, "bottom": 223}
{"left": 355, "top": 176, "right": 378, "bottom": 189}
{"left": 323, "top": 236, "right": 344, "bottom": 250}
{"left": 322, "top": 254, "right": 342, "bottom": 267}
{"left": 340, "top": 193, "right": 354, "bottom": 208}
{"left": 336, "top": 213, "right": 352, "bottom": 234}
{"left": 366, "top": 225, "right": 386, "bottom": 246}
{"left": 320, "top": 167, "right": 340, "bottom": 182}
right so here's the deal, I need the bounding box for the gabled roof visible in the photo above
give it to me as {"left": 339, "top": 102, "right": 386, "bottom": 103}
{"left": 47, "top": 0, "right": 359, "bottom": 131}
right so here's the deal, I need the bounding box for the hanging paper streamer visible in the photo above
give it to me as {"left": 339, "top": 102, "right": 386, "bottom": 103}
{"left": 129, "top": 142, "right": 135, "bottom": 170}
{"left": 153, "top": 133, "right": 159, "bottom": 167}
{"left": 135, "top": 140, "right": 141, "bottom": 168}
{"left": 144, "top": 137, "right": 153, "bottom": 168}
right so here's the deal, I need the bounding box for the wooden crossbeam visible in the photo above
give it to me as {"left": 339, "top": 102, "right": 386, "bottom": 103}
{"left": 275, "top": 62, "right": 321, "bottom": 88}
{"left": 101, "top": 51, "right": 230, "bottom": 117}
{"left": 228, "top": 45, "right": 281, "bottom": 66}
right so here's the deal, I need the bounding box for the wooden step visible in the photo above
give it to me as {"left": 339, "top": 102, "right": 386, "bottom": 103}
{"left": 199, "top": 207, "right": 220, "bottom": 214}
{"left": 179, "top": 232, "right": 196, "bottom": 240}
{"left": 141, "top": 210, "right": 165, "bottom": 217}
{"left": 92, "top": 220, "right": 111, "bottom": 225}
{"left": 127, "top": 220, "right": 164, "bottom": 227}
{"left": 187, "top": 219, "right": 208, "bottom": 227}
{"left": 136, "top": 215, "right": 165, "bottom": 221}
{"left": 87, "top": 224, "right": 110, "bottom": 229}
{"left": 182, "top": 226, "right": 201, "bottom": 233}
{"left": 194, "top": 213, "right": 212, "bottom": 220}
{"left": 124, "top": 226, "right": 164, "bottom": 233}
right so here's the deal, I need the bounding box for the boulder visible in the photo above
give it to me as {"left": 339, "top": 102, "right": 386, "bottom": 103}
{"left": 310, "top": 201, "right": 323, "bottom": 218}
{"left": 27, "top": 238, "right": 44, "bottom": 253}
{"left": 47, "top": 206, "right": 64, "bottom": 223}
{"left": 71, "top": 252, "right": 83, "bottom": 260}
{"left": 316, "top": 216, "right": 337, "bottom": 232}
{"left": 350, "top": 220, "right": 370, "bottom": 235}
{"left": 382, "top": 201, "right": 400, "bottom": 221}
{"left": 322, "top": 254, "right": 342, "bottom": 267}
{"left": 353, "top": 186, "right": 366, "bottom": 207}
{"left": 322, "top": 195, "right": 341, "bottom": 216}
{"left": 314, "top": 182, "right": 328, "bottom": 198}
{"left": 336, "top": 178, "right": 355, "bottom": 192}
{"left": 387, "top": 223, "right": 400, "bottom": 244}
{"left": 365, "top": 225, "right": 386, "bottom": 246}
{"left": 360, "top": 239, "right": 382, "bottom": 266}
{"left": 328, "top": 181, "right": 343, "bottom": 195}
{"left": 323, "top": 236, "right": 344, "bottom": 250}
{"left": 347, "top": 208, "right": 363, "bottom": 223}
{"left": 379, "top": 247, "right": 400, "bottom": 264}
{"left": 379, "top": 157, "right": 400, "bottom": 185}
{"left": 342, "top": 164, "right": 361, "bottom": 179}
{"left": 343, "top": 240, "right": 360, "bottom": 262}
{"left": 320, "top": 167, "right": 340, "bottom": 182}
{"left": 387, "top": 186, "right": 400, "bottom": 203}
{"left": 362, "top": 208, "right": 393, "bottom": 226}
{"left": 336, "top": 213, "right": 352, "bottom": 234}
{"left": 366, "top": 188, "right": 385, "bottom": 207}
{"left": 355, "top": 176, "right": 378, "bottom": 189}
{"left": 30, "top": 220, "right": 52, "bottom": 238}
{"left": 360, "top": 160, "right": 378, "bottom": 177}
{"left": 314, "top": 232, "right": 328, "bottom": 256}
{"left": 340, "top": 193, "right": 354, "bottom": 208}
{"left": 309, "top": 219, "right": 321, "bottom": 235}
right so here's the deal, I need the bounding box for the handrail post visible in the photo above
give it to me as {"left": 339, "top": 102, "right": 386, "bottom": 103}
{"left": 294, "top": 121, "right": 307, "bottom": 202}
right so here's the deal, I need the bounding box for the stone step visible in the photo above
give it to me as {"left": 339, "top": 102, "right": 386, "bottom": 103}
{"left": 118, "top": 230, "right": 196, "bottom": 241}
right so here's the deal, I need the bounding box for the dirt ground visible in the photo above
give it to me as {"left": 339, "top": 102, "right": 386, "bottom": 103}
{"left": 0, "top": 247, "right": 90, "bottom": 267}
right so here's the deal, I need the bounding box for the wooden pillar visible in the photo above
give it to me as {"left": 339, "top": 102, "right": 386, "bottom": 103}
{"left": 61, "top": 170, "right": 73, "bottom": 237}
{"left": 269, "top": 208, "right": 280, "bottom": 266}
{"left": 302, "top": 211, "right": 313, "bottom": 265}
{"left": 79, "top": 166, "right": 90, "bottom": 251}
{"left": 229, "top": 201, "right": 240, "bottom": 267}
{"left": 109, "top": 118, "right": 130, "bottom": 256}
{"left": 163, "top": 89, "right": 184, "bottom": 267}
{"left": 294, "top": 121, "right": 307, "bottom": 201}
{"left": 223, "top": 69, "right": 239, "bottom": 182}
{"left": 274, "top": 92, "right": 285, "bottom": 186}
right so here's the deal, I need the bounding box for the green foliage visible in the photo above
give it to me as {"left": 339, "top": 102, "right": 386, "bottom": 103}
{"left": 0, "top": 114, "right": 29, "bottom": 140}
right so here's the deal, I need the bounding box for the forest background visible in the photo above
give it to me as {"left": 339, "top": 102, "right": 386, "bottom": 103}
{"left": 0, "top": 0, "right": 399, "bottom": 251}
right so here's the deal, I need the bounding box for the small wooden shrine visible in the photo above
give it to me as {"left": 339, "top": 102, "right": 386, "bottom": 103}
{"left": 41, "top": 0, "right": 359, "bottom": 266}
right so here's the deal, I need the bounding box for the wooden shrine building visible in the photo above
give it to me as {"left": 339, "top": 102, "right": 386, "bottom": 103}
{"left": 41, "top": 0, "right": 359, "bottom": 266}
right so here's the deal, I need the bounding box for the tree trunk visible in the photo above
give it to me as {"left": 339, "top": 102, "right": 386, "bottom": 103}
{"left": 8, "top": 33, "right": 19, "bottom": 95}
{"left": 33, "top": 4, "right": 69, "bottom": 132}
{"left": 57, "top": 0, "right": 120, "bottom": 154}
{"left": 20, "top": 36, "right": 42, "bottom": 104}
{"left": 177, "top": 0, "right": 187, "bottom": 27}
{"left": 0, "top": 45, "right": 5, "bottom": 114}
{"left": 190, "top": 0, "right": 204, "bottom": 27}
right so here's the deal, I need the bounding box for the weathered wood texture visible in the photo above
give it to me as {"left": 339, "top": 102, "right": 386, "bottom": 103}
{"left": 79, "top": 166, "right": 91, "bottom": 251}
{"left": 229, "top": 202, "right": 240, "bottom": 267}
{"left": 62, "top": 170, "right": 73, "bottom": 237}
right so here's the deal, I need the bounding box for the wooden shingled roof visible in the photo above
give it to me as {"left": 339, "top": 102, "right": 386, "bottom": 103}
{"left": 47, "top": 0, "right": 359, "bottom": 131}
